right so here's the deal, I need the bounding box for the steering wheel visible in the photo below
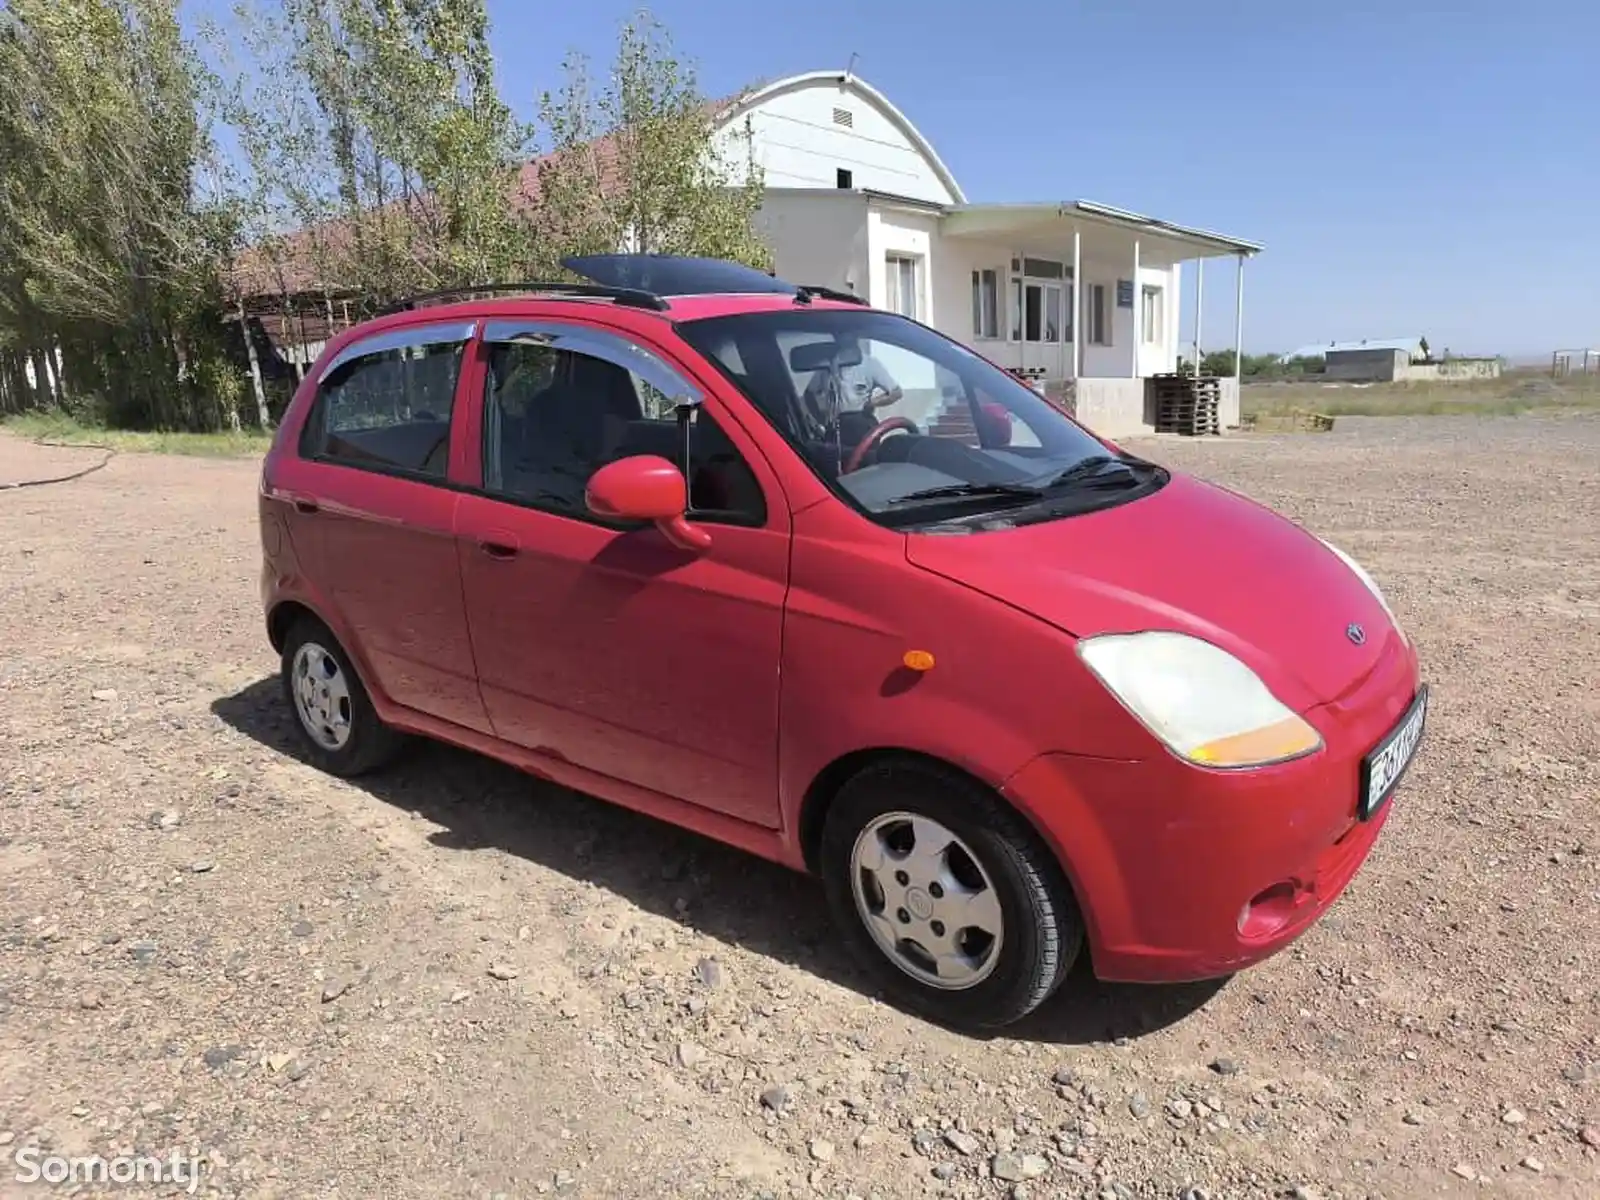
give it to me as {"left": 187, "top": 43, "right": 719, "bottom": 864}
{"left": 843, "top": 416, "right": 918, "bottom": 473}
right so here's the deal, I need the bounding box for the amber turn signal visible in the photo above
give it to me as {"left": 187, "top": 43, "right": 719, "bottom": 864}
{"left": 902, "top": 650, "right": 935, "bottom": 672}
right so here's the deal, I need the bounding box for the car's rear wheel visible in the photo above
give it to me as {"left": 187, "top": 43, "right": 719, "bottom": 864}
{"left": 818, "top": 758, "right": 1083, "bottom": 1031}
{"left": 280, "top": 616, "right": 403, "bottom": 777}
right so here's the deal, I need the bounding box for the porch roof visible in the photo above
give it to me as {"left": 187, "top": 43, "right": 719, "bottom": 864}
{"left": 941, "top": 200, "right": 1262, "bottom": 261}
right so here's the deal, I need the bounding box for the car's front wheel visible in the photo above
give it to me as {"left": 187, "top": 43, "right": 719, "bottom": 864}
{"left": 818, "top": 758, "right": 1084, "bottom": 1031}
{"left": 280, "top": 616, "right": 404, "bottom": 777}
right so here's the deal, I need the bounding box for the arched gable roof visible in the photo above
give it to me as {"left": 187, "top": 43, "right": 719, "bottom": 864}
{"left": 713, "top": 70, "right": 966, "bottom": 205}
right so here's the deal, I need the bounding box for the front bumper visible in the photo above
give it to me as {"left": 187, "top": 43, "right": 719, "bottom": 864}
{"left": 1003, "top": 636, "right": 1423, "bottom": 983}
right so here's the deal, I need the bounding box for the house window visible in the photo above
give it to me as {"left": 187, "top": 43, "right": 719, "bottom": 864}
{"left": 1083, "top": 284, "right": 1110, "bottom": 346}
{"left": 884, "top": 254, "right": 920, "bottom": 320}
{"left": 970, "top": 269, "right": 999, "bottom": 339}
{"left": 1141, "top": 286, "right": 1163, "bottom": 344}
{"left": 836, "top": 167, "right": 853, "bottom": 189}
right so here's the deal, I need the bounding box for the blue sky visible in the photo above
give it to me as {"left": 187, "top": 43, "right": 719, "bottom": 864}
{"left": 189, "top": 0, "right": 1599, "bottom": 357}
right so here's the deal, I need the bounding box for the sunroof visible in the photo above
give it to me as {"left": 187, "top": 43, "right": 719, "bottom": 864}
{"left": 560, "top": 254, "right": 799, "bottom": 298}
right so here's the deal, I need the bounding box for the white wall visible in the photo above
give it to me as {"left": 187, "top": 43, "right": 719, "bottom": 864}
{"left": 751, "top": 190, "right": 870, "bottom": 296}
{"left": 1080, "top": 262, "right": 1181, "bottom": 378}
{"left": 911, "top": 238, "right": 1184, "bottom": 380}
{"left": 864, "top": 203, "right": 943, "bottom": 414}
{"left": 865, "top": 205, "right": 939, "bottom": 315}
{"left": 749, "top": 192, "right": 1193, "bottom": 389}
{"left": 711, "top": 80, "right": 958, "bottom": 205}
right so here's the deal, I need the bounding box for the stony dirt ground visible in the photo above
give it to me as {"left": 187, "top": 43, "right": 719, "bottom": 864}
{"left": 0, "top": 415, "right": 1596, "bottom": 1200}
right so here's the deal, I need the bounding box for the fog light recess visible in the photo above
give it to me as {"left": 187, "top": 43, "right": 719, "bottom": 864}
{"left": 1238, "top": 879, "right": 1312, "bottom": 941}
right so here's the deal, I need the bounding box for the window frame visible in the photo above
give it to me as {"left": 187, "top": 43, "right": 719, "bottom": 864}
{"left": 1140, "top": 284, "right": 1163, "bottom": 345}
{"left": 1083, "top": 284, "right": 1111, "bottom": 347}
{"left": 297, "top": 318, "right": 478, "bottom": 482}
{"left": 474, "top": 317, "right": 769, "bottom": 530}
{"left": 970, "top": 268, "right": 999, "bottom": 340}
{"left": 884, "top": 253, "right": 921, "bottom": 320}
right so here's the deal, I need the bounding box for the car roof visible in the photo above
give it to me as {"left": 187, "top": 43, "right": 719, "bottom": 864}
{"left": 307, "top": 289, "right": 874, "bottom": 384}
{"left": 369, "top": 288, "right": 867, "bottom": 330}
{"left": 314, "top": 254, "right": 876, "bottom": 367}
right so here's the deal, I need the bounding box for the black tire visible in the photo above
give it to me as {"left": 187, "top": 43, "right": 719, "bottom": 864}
{"left": 279, "top": 616, "right": 405, "bottom": 777}
{"left": 818, "top": 758, "right": 1083, "bottom": 1031}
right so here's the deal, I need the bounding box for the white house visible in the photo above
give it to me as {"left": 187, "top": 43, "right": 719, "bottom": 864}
{"left": 710, "top": 70, "right": 1261, "bottom": 437}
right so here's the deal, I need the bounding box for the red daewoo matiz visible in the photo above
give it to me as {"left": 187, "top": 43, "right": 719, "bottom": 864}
{"left": 259, "top": 254, "right": 1427, "bottom": 1030}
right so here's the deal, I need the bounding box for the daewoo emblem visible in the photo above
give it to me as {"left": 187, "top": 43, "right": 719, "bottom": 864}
{"left": 1346, "top": 623, "right": 1366, "bottom": 646}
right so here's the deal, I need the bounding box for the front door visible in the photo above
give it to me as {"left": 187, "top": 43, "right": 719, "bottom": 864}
{"left": 1010, "top": 258, "right": 1072, "bottom": 380}
{"left": 285, "top": 318, "right": 491, "bottom": 734}
{"left": 453, "top": 318, "right": 789, "bottom": 828}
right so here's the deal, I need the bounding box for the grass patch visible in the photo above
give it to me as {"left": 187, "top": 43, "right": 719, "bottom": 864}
{"left": 0, "top": 412, "right": 273, "bottom": 458}
{"left": 1242, "top": 369, "right": 1600, "bottom": 419}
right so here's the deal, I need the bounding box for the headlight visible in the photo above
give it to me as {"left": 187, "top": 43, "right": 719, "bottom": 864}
{"left": 1318, "top": 537, "right": 1406, "bottom": 642}
{"left": 1076, "top": 631, "right": 1323, "bottom": 768}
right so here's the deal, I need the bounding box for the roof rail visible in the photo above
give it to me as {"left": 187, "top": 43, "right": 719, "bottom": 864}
{"left": 793, "top": 284, "right": 868, "bottom": 306}
{"left": 377, "top": 280, "right": 669, "bottom": 316}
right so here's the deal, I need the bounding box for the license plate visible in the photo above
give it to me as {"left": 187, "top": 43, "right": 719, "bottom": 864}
{"left": 1358, "top": 684, "right": 1428, "bottom": 820}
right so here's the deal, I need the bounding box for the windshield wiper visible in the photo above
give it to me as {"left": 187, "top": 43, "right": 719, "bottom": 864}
{"left": 889, "top": 482, "right": 1046, "bottom": 506}
{"left": 1032, "top": 454, "right": 1156, "bottom": 491}
{"left": 1037, "top": 454, "right": 1122, "bottom": 485}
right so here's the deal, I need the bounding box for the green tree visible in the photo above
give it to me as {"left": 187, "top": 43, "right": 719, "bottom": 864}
{"left": 529, "top": 10, "right": 771, "bottom": 274}
{"left": 0, "top": 0, "right": 242, "bottom": 429}
{"left": 221, "top": 0, "right": 531, "bottom": 306}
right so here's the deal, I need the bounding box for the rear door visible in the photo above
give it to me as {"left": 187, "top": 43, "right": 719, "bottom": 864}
{"left": 452, "top": 316, "right": 790, "bottom": 827}
{"left": 285, "top": 318, "right": 491, "bottom": 733}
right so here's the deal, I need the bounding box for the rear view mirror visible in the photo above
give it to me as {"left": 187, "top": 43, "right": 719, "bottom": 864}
{"left": 789, "top": 339, "right": 863, "bottom": 373}
{"left": 585, "top": 455, "right": 711, "bottom": 551}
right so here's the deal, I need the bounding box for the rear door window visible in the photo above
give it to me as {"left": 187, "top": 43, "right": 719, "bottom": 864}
{"left": 299, "top": 322, "right": 475, "bottom": 478}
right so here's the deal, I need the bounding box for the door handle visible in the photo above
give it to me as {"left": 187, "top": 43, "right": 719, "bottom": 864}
{"left": 292, "top": 496, "right": 319, "bottom": 515}
{"left": 479, "top": 540, "right": 518, "bottom": 560}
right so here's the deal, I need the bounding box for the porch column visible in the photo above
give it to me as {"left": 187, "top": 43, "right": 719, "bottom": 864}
{"left": 1233, "top": 253, "right": 1246, "bottom": 381}
{"left": 1193, "top": 258, "right": 1204, "bottom": 376}
{"left": 1014, "top": 248, "right": 1024, "bottom": 376}
{"left": 1130, "top": 239, "right": 1141, "bottom": 377}
{"left": 1072, "top": 228, "right": 1082, "bottom": 379}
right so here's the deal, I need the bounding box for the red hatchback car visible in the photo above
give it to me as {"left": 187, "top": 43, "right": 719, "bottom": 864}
{"left": 259, "top": 254, "right": 1427, "bottom": 1030}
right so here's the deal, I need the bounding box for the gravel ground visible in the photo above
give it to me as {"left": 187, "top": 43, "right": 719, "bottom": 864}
{"left": 0, "top": 415, "right": 1596, "bottom": 1200}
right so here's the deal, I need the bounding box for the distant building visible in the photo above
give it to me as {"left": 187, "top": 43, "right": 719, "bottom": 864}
{"left": 1277, "top": 338, "right": 1500, "bottom": 383}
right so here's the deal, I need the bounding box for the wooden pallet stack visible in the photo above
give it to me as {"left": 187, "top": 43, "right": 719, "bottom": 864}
{"left": 1149, "top": 374, "right": 1222, "bottom": 436}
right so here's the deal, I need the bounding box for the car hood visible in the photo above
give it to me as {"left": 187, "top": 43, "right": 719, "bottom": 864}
{"left": 905, "top": 471, "right": 1396, "bottom": 709}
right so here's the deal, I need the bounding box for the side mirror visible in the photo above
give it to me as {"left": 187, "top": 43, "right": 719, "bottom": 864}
{"left": 585, "top": 455, "right": 711, "bottom": 551}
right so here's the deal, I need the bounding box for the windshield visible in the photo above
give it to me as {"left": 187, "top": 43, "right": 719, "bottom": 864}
{"left": 676, "top": 307, "right": 1161, "bottom": 527}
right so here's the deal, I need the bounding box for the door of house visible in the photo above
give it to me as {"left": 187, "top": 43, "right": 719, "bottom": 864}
{"left": 1009, "top": 258, "right": 1072, "bottom": 380}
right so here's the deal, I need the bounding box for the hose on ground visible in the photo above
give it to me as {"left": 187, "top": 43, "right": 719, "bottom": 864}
{"left": 0, "top": 437, "right": 117, "bottom": 490}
